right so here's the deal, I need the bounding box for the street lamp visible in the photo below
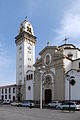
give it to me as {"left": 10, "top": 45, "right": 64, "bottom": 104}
{"left": 38, "top": 66, "right": 45, "bottom": 109}
{"left": 65, "top": 74, "right": 76, "bottom": 111}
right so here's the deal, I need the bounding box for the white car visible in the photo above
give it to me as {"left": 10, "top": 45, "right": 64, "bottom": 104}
{"left": 11, "top": 102, "right": 22, "bottom": 106}
{"left": 48, "top": 101, "right": 59, "bottom": 108}
{"left": 22, "top": 100, "right": 35, "bottom": 107}
{"left": 2, "top": 100, "right": 10, "bottom": 105}
{"left": 56, "top": 101, "right": 80, "bottom": 110}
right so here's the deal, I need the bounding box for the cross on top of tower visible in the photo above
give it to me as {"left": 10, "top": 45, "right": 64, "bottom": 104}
{"left": 25, "top": 16, "right": 27, "bottom": 19}
{"left": 47, "top": 41, "right": 50, "bottom": 46}
{"left": 63, "top": 36, "right": 69, "bottom": 44}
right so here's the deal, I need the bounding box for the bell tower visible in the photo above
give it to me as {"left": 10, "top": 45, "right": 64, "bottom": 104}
{"left": 15, "top": 18, "right": 36, "bottom": 101}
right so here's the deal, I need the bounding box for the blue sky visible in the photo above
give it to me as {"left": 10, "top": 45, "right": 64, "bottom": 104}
{"left": 0, "top": 0, "right": 80, "bottom": 85}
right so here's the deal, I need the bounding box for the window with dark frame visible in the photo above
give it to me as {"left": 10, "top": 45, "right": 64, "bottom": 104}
{"left": 26, "top": 75, "right": 28, "bottom": 80}
{"left": 26, "top": 74, "right": 33, "bottom": 80}
{"left": 29, "top": 75, "right": 30, "bottom": 80}
{"left": 13, "top": 88, "right": 15, "bottom": 93}
{"left": 68, "top": 53, "right": 73, "bottom": 58}
{"left": 5, "top": 95, "right": 7, "bottom": 99}
{"left": 31, "top": 74, "right": 33, "bottom": 79}
{"left": 9, "top": 94, "right": 11, "bottom": 99}
{"left": 9, "top": 88, "right": 11, "bottom": 93}
{"left": 5, "top": 88, "right": 7, "bottom": 94}
{"left": 2, "top": 89, "right": 4, "bottom": 94}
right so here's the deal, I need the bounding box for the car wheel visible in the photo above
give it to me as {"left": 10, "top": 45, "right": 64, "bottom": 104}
{"left": 48, "top": 105, "right": 50, "bottom": 108}
{"left": 57, "top": 107, "right": 61, "bottom": 110}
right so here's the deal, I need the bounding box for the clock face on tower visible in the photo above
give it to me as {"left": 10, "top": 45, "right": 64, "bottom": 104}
{"left": 44, "top": 53, "right": 52, "bottom": 66}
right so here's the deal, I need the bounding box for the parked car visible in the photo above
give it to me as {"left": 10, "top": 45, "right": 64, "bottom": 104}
{"left": 75, "top": 102, "right": 80, "bottom": 110}
{"left": 22, "top": 100, "right": 35, "bottom": 108}
{"left": 11, "top": 102, "right": 22, "bottom": 106}
{"left": 56, "top": 101, "right": 80, "bottom": 110}
{"left": 47, "top": 101, "right": 59, "bottom": 108}
{"left": 1, "top": 100, "right": 10, "bottom": 105}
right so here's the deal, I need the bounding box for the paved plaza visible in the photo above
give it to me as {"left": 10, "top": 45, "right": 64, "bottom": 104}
{"left": 0, "top": 105, "right": 80, "bottom": 120}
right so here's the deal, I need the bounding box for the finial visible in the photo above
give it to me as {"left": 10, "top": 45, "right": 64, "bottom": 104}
{"left": 63, "top": 36, "right": 69, "bottom": 44}
{"left": 24, "top": 16, "right": 28, "bottom": 22}
{"left": 47, "top": 41, "right": 50, "bottom": 46}
{"left": 25, "top": 16, "right": 27, "bottom": 19}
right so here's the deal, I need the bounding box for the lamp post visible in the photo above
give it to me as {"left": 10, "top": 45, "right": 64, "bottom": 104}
{"left": 38, "top": 66, "right": 45, "bottom": 109}
{"left": 66, "top": 75, "right": 75, "bottom": 111}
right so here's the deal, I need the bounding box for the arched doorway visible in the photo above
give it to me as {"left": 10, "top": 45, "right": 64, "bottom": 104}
{"left": 45, "top": 89, "right": 52, "bottom": 104}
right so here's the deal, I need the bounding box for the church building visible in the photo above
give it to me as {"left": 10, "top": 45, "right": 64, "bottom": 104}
{"left": 15, "top": 18, "right": 80, "bottom": 104}
{"left": 34, "top": 43, "right": 80, "bottom": 103}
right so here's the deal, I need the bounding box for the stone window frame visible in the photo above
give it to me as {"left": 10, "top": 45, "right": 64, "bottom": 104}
{"left": 44, "top": 53, "right": 52, "bottom": 66}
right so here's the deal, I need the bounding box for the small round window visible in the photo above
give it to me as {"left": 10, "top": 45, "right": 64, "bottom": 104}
{"left": 28, "top": 86, "right": 31, "bottom": 91}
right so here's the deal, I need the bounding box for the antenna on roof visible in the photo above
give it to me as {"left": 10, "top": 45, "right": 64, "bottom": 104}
{"left": 63, "top": 36, "right": 69, "bottom": 44}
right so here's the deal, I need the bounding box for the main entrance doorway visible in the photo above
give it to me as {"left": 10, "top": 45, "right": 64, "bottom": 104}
{"left": 45, "top": 89, "right": 52, "bottom": 104}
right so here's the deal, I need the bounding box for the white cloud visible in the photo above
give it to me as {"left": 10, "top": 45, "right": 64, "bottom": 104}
{"left": 55, "top": 0, "right": 80, "bottom": 45}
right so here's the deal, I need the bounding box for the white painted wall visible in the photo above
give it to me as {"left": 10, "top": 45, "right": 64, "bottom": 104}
{"left": 16, "top": 41, "right": 24, "bottom": 85}
{"left": 72, "top": 60, "right": 80, "bottom": 70}
{"left": 26, "top": 80, "right": 33, "bottom": 100}
{"left": 0, "top": 86, "right": 16, "bottom": 102}
{"left": 64, "top": 58, "right": 72, "bottom": 73}
{"left": 63, "top": 49, "right": 80, "bottom": 60}
{"left": 65, "top": 70, "right": 80, "bottom": 100}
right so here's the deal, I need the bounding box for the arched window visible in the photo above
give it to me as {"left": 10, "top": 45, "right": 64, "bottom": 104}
{"left": 29, "top": 75, "right": 31, "bottom": 80}
{"left": 26, "top": 75, "right": 28, "bottom": 80}
{"left": 31, "top": 74, "right": 33, "bottom": 79}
